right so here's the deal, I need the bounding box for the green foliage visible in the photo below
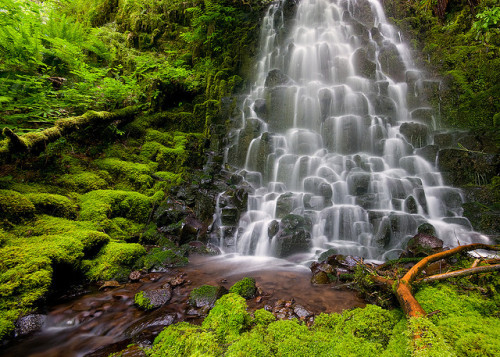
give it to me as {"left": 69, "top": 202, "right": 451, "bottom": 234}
{"left": 149, "top": 322, "right": 223, "bottom": 357}
{"left": 472, "top": 6, "right": 500, "bottom": 43}
{"left": 82, "top": 241, "right": 146, "bottom": 281}
{"left": 408, "top": 317, "right": 456, "bottom": 357}
{"left": 134, "top": 290, "right": 154, "bottom": 310}
{"left": 94, "top": 158, "right": 154, "bottom": 189}
{"left": 229, "top": 277, "right": 257, "bottom": 299}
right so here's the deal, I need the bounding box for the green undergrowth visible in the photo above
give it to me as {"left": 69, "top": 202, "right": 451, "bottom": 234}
{"left": 145, "top": 279, "right": 500, "bottom": 357}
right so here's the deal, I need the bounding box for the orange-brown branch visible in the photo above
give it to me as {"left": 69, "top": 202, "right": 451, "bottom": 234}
{"left": 419, "top": 264, "right": 500, "bottom": 283}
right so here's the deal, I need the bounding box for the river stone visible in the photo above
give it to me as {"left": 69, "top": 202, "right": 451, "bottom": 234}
{"left": 265, "top": 69, "right": 292, "bottom": 88}
{"left": 400, "top": 122, "right": 429, "bottom": 148}
{"left": 293, "top": 304, "right": 313, "bottom": 320}
{"left": 352, "top": 48, "right": 376, "bottom": 79}
{"left": 14, "top": 314, "right": 46, "bottom": 337}
{"left": 142, "top": 286, "right": 172, "bottom": 309}
{"left": 406, "top": 233, "right": 444, "bottom": 257}
{"left": 378, "top": 43, "right": 405, "bottom": 82}
{"left": 311, "top": 271, "right": 330, "bottom": 284}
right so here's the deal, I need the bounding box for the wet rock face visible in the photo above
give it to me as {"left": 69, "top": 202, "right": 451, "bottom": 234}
{"left": 273, "top": 214, "right": 312, "bottom": 257}
{"left": 378, "top": 43, "right": 406, "bottom": 82}
{"left": 353, "top": 48, "right": 376, "bottom": 79}
{"left": 437, "top": 148, "right": 498, "bottom": 186}
{"left": 405, "top": 233, "right": 444, "bottom": 257}
{"left": 265, "top": 69, "right": 293, "bottom": 88}
{"left": 400, "top": 122, "right": 429, "bottom": 148}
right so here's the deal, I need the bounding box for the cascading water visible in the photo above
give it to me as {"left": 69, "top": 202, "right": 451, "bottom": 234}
{"left": 218, "top": 0, "right": 490, "bottom": 260}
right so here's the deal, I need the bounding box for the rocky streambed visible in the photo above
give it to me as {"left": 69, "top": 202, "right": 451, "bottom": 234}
{"left": 1, "top": 255, "right": 365, "bottom": 357}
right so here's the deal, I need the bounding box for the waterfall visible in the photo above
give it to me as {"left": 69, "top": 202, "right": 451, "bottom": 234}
{"left": 218, "top": 0, "right": 490, "bottom": 261}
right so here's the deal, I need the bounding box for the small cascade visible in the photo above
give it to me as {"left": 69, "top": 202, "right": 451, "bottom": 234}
{"left": 216, "top": 0, "right": 490, "bottom": 260}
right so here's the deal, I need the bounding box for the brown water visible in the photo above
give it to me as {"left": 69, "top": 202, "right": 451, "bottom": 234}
{"left": 1, "top": 254, "right": 364, "bottom": 357}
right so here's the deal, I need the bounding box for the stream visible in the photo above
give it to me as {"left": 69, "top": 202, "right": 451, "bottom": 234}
{"left": 1, "top": 255, "right": 364, "bottom": 357}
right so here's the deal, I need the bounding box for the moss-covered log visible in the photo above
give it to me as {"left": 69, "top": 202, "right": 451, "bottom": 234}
{"left": 0, "top": 106, "right": 140, "bottom": 163}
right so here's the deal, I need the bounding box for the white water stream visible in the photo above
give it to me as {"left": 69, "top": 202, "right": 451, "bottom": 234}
{"left": 218, "top": 0, "right": 490, "bottom": 260}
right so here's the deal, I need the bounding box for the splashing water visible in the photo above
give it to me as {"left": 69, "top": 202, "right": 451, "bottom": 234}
{"left": 217, "top": 0, "right": 490, "bottom": 261}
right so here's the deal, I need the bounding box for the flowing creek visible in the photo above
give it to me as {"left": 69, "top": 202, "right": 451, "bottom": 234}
{"left": 1, "top": 255, "right": 364, "bottom": 357}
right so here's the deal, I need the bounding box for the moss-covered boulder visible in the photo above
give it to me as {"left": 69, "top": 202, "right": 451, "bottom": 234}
{"left": 189, "top": 285, "right": 228, "bottom": 309}
{"left": 57, "top": 172, "right": 108, "bottom": 193}
{"left": 229, "top": 277, "right": 257, "bottom": 299}
{"left": 0, "top": 189, "right": 35, "bottom": 225}
{"left": 26, "top": 193, "right": 78, "bottom": 219}
{"left": 82, "top": 242, "right": 146, "bottom": 281}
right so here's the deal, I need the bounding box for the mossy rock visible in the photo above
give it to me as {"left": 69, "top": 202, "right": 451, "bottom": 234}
{"left": 57, "top": 172, "right": 108, "bottom": 193}
{"left": 82, "top": 242, "right": 146, "bottom": 281}
{"left": 94, "top": 158, "right": 154, "bottom": 189}
{"left": 140, "top": 247, "right": 188, "bottom": 271}
{"left": 79, "top": 189, "right": 164, "bottom": 226}
{"left": 0, "top": 189, "right": 35, "bottom": 225}
{"left": 189, "top": 285, "right": 228, "bottom": 309}
{"left": 149, "top": 322, "right": 223, "bottom": 357}
{"left": 201, "top": 293, "right": 252, "bottom": 343}
{"left": 229, "top": 277, "right": 257, "bottom": 299}
{"left": 26, "top": 193, "right": 78, "bottom": 219}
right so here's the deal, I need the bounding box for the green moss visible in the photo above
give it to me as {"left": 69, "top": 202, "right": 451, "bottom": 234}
{"left": 79, "top": 190, "right": 163, "bottom": 231}
{"left": 94, "top": 158, "right": 154, "bottom": 189}
{"left": 57, "top": 172, "right": 108, "bottom": 193}
{"left": 134, "top": 290, "right": 154, "bottom": 310}
{"left": 201, "top": 293, "right": 251, "bottom": 343}
{"left": 82, "top": 241, "right": 146, "bottom": 281}
{"left": 408, "top": 317, "right": 456, "bottom": 357}
{"left": 0, "top": 189, "right": 35, "bottom": 225}
{"left": 189, "top": 284, "right": 227, "bottom": 308}
{"left": 140, "top": 247, "right": 188, "bottom": 270}
{"left": 149, "top": 322, "right": 223, "bottom": 357}
{"left": 229, "top": 277, "right": 257, "bottom": 299}
{"left": 253, "top": 308, "right": 275, "bottom": 326}
{"left": 25, "top": 193, "right": 78, "bottom": 219}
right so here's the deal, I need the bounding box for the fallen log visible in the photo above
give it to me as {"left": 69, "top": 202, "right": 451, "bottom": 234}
{"left": 419, "top": 264, "right": 500, "bottom": 283}
{"left": 0, "top": 106, "right": 140, "bottom": 163}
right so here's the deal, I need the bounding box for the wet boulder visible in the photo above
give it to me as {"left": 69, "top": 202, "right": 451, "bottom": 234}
{"left": 125, "top": 311, "right": 176, "bottom": 339}
{"left": 188, "top": 285, "right": 228, "bottom": 309}
{"left": 353, "top": 48, "right": 376, "bottom": 79}
{"left": 351, "top": 0, "right": 375, "bottom": 27}
{"left": 274, "top": 214, "right": 312, "bottom": 257}
{"left": 14, "top": 314, "right": 46, "bottom": 337}
{"left": 405, "top": 233, "right": 444, "bottom": 257}
{"left": 417, "top": 222, "right": 437, "bottom": 236}
{"left": 410, "top": 108, "right": 435, "bottom": 126}
{"left": 253, "top": 99, "right": 267, "bottom": 118}
{"left": 229, "top": 277, "right": 257, "bottom": 299}
{"left": 399, "top": 122, "right": 429, "bottom": 148}
{"left": 134, "top": 285, "right": 172, "bottom": 311}
{"left": 265, "top": 69, "right": 293, "bottom": 88}
{"left": 378, "top": 43, "right": 406, "bottom": 82}
{"left": 276, "top": 192, "right": 296, "bottom": 218}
